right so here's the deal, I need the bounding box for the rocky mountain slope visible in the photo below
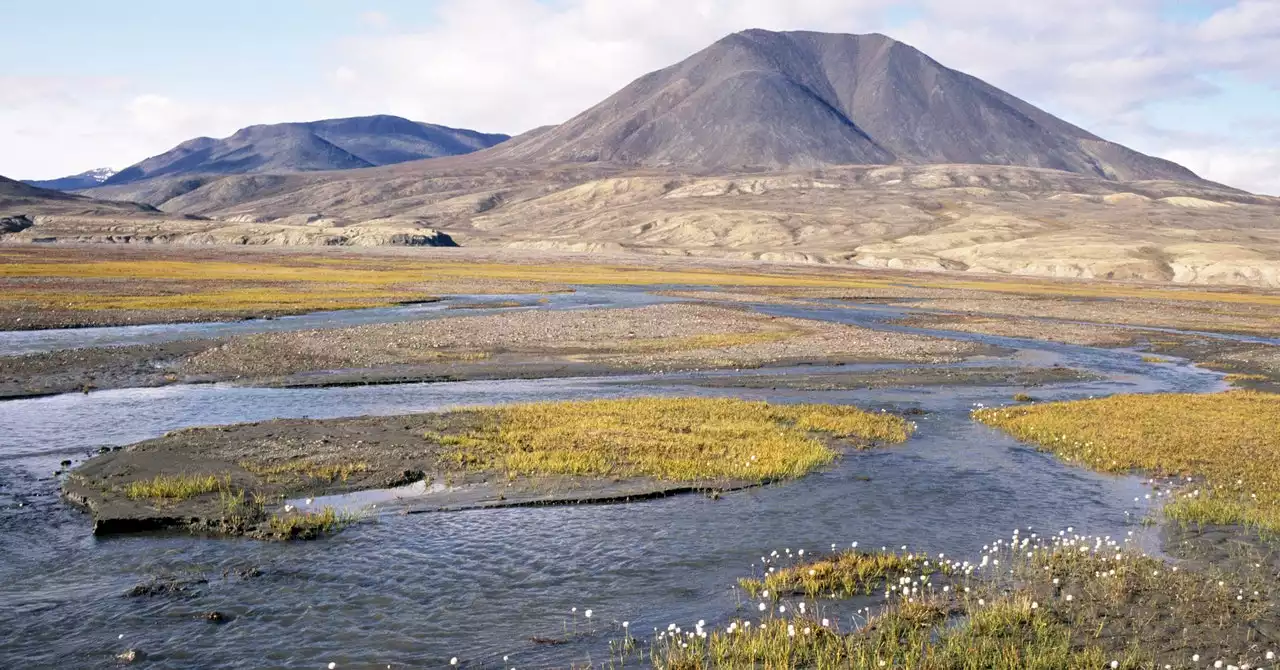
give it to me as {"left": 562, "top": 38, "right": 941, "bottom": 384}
{"left": 488, "top": 30, "right": 1202, "bottom": 182}
{"left": 98, "top": 115, "right": 509, "bottom": 187}
{"left": 21, "top": 168, "right": 117, "bottom": 192}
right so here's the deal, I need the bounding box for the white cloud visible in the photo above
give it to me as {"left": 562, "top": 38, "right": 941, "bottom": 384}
{"left": 1163, "top": 146, "right": 1280, "bottom": 196}
{"left": 359, "top": 10, "right": 390, "bottom": 28}
{"left": 3, "top": 0, "right": 1278, "bottom": 195}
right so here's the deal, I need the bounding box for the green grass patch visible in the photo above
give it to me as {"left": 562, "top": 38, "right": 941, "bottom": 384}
{"left": 266, "top": 507, "right": 359, "bottom": 540}
{"left": 123, "top": 474, "right": 225, "bottom": 501}
{"left": 649, "top": 595, "right": 1114, "bottom": 669}
{"left": 437, "top": 398, "right": 911, "bottom": 482}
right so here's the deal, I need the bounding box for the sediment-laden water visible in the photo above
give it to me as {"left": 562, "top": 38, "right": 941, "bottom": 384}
{"left": 0, "top": 289, "right": 1254, "bottom": 668}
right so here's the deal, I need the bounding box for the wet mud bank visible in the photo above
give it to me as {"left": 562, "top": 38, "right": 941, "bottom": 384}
{"left": 1150, "top": 337, "right": 1280, "bottom": 392}
{"left": 0, "top": 339, "right": 217, "bottom": 400}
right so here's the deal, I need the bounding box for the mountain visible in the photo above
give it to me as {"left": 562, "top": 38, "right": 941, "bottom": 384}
{"left": 21, "top": 168, "right": 117, "bottom": 191}
{"left": 103, "top": 115, "right": 510, "bottom": 187}
{"left": 491, "top": 29, "right": 1200, "bottom": 182}
{"left": 0, "top": 174, "right": 156, "bottom": 217}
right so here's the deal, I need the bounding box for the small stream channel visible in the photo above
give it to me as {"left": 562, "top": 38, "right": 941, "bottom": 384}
{"left": 0, "top": 287, "right": 1263, "bottom": 668}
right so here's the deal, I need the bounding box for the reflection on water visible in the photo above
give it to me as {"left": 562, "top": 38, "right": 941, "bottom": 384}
{"left": 0, "top": 291, "right": 1242, "bottom": 668}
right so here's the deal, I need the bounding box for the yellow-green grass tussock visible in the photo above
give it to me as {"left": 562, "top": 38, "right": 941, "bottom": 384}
{"left": 974, "top": 391, "right": 1280, "bottom": 531}
{"left": 740, "top": 549, "right": 933, "bottom": 599}
{"left": 266, "top": 506, "right": 359, "bottom": 540}
{"left": 123, "top": 474, "right": 225, "bottom": 501}
{"left": 437, "top": 397, "right": 912, "bottom": 482}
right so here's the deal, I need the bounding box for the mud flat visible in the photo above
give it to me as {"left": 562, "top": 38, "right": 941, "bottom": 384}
{"left": 0, "top": 339, "right": 216, "bottom": 399}
{"left": 1150, "top": 337, "right": 1280, "bottom": 392}
{"left": 63, "top": 398, "right": 912, "bottom": 538}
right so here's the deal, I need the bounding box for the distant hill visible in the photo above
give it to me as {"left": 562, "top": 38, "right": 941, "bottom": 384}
{"left": 102, "top": 115, "right": 510, "bottom": 186}
{"left": 0, "top": 174, "right": 156, "bottom": 216}
{"left": 21, "top": 168, "right": 117, "bottom": 192}
{"left": 491, "top": 29, "right": 1202, "bottom": 182}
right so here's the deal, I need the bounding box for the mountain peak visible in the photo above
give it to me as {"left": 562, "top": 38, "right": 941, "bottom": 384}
{"left": 101, "top": 115, "right": 511, "bottom": 187}
{"left": 488, "top": 29, "right": 1198, "bottom": 182}
{"left": 20, "top": 167, "right": 118, "bottom": 192}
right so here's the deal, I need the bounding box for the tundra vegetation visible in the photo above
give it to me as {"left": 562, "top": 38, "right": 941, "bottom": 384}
{"left": 974, "top": 391, "right": 1280, "bottom": 532}
{"left": 631, "top": 533, "right": 1276, "bottom": 669}
{"left": 5, "top": 245, "right": 1280, "bottom": 329}
{"left": 438, "top": 397, "right": 911, "bottom": 482}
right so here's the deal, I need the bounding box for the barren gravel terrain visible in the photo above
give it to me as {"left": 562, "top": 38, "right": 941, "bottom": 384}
{"left": 183, "top": 303, "right": 981, "bottom": 381}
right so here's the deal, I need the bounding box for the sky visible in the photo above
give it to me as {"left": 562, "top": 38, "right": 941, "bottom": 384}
{"left": 4, "top": 0, "right": 1279, "bottom": 194}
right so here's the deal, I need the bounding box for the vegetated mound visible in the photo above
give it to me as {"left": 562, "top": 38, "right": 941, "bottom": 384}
{"left": 99, "top": 115, "right": 510, "bottom": 186}
{"left": 64, "top": 397, "right": 910, "bottom": 537}
{"left": 488, "top": 29, "right": 1202, "bottom": 182}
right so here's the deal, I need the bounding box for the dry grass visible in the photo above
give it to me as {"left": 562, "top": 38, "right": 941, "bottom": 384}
{"left": 239, "top": 460, "right": 371, "bottom": 483}
{"left": 974, "top": 391, "right": 1280, "bottom": 531}
{"left": 6, "top": 287, "right": 438, "bottom": 314}
{"left": 5, "top": 248, "right": 1279, "bottom": 325}
{"left": 1225, "top": 373, "right": 1270, "bottom": 384}
{"left": 123, "top": 474, "right": 224, "bottom": 501}
{"left": 436, "top": 398, "right": 911, "bottom": 482}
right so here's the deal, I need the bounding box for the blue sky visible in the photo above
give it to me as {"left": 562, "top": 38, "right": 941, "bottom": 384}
{"left": 4, "top": 0, "right": 1278, "bottom": 193}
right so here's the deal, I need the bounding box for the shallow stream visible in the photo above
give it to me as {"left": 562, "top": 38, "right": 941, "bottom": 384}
{"left": 0, "top": 287, "right": 1258, "bottom": 668}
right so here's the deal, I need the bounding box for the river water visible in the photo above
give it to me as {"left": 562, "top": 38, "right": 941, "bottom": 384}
{"left": 0, "top": 288, "right": 1255, "bottom": 669}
